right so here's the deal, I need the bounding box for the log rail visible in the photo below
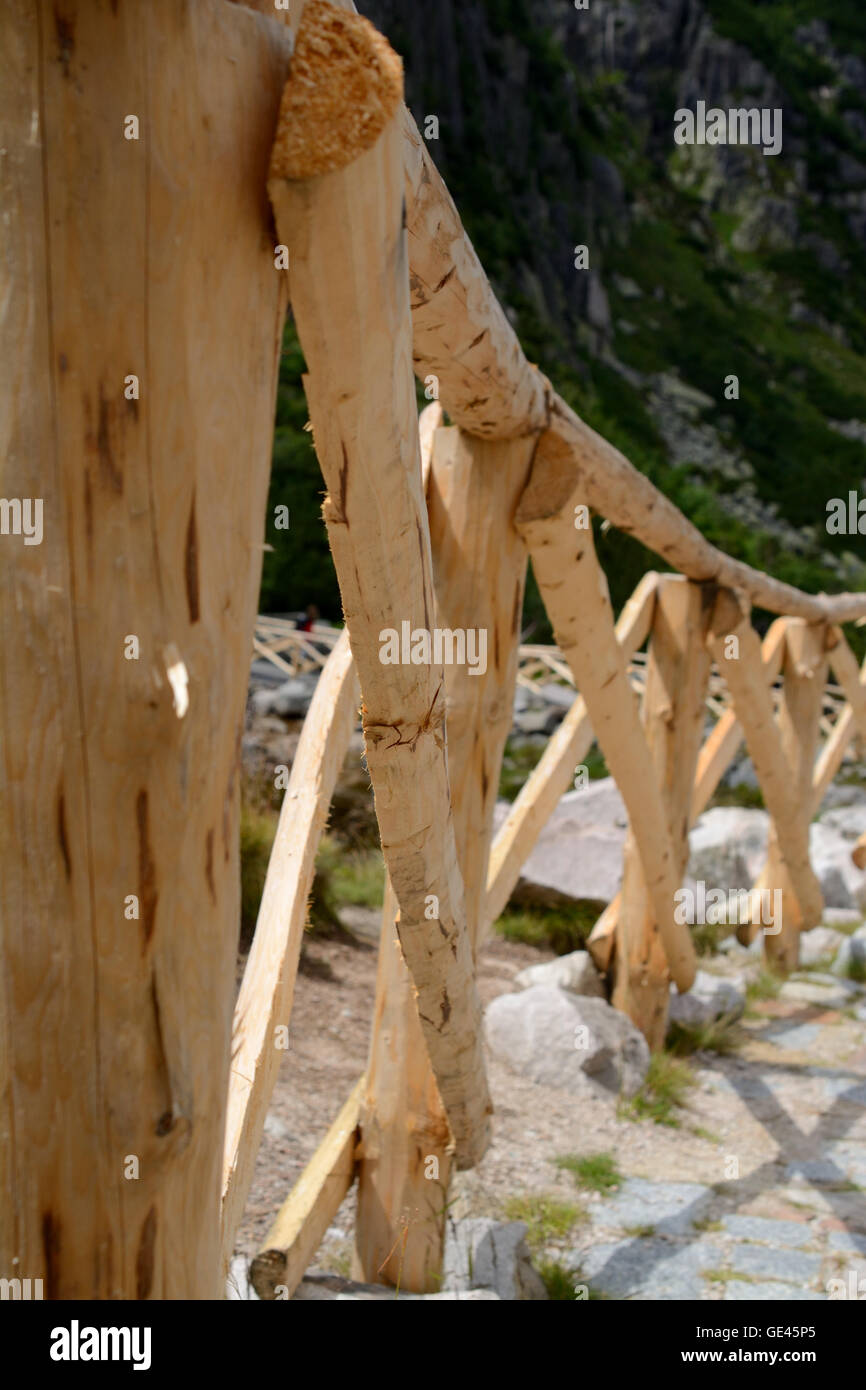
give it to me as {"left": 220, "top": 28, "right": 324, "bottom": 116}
{"left": 5, "top": 0, "right": 866, "bottom": 1303}
{"left": 217, "top": 0, "right": 866, "bottom": 1298}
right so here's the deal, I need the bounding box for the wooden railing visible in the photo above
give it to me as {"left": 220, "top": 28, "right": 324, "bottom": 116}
{"left": 213, "top": 0, "right": 866, "bottom": 1299}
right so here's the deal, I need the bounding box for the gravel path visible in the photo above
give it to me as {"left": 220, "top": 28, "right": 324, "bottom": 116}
{"left": 232, "top": 919, "right": 866, "bottom": 1301}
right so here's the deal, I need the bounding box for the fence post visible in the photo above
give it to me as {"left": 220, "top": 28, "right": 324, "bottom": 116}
{"left": 760, "top": 620, "right": 828, "bottom": 972}
{"left": 0, "top": 1, "right": 291, "bottom": 1296}
{"left": 612, "top": 578, "right": 712, "bottom": 1047}
{"left": 353, "top": 423, "right": 535, "bottom": 1287}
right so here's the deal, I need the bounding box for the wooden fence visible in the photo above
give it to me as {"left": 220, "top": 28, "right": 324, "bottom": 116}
{"left": 227, "top": 0, "right": 866, "bottom": 1297}
{"left": 4, "top": 0, "right": 866, "bottom": 1301}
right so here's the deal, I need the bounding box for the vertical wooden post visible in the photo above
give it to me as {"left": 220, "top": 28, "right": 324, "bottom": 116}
{"left": 271, "top": 4, "right": 492, "bottom": 1165}
{"left": 761, "top": 620, "right": 828, "bottom": 972}
{"left": 353, "top": 879, "right": 454, "bottom": 1292}
{"left": 613, "top": 578, "right": 712, "bottom": 1047}
{"left": 0, "top": 2, "right": 291, "bottom": 1296}
{"left": 707, "top": 593, "right": 824, "bottom": 956}
{"left": 516, "top": 494, "right": 697, "bottom": 991}
{"left": 353, "top": 424, "right": 536, "bottom": 1287}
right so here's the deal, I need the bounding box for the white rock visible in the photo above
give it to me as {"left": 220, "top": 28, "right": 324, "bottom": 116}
{"left": 831, "top": 934, "right": 866, "bottom": 979}
{"left": 799, "top": 926, "right": 845, "bottom": 965}
{"left": 443, "top": 1220, "right": 547, "bottom": 1300}
{"left": 822, "top": 908, "right": 864, "bottom": 927}
{"left": 484, "top": 986, "right": 650, "bottom": 1097}
{"left": 514, "top": 949, "right": 605, "bottom": 997}
{"left": 668, "top": 969, "right": 746, "bottom": 1027}
{"left": 687, "top": 808, "right": 769, "bottom": 888}
{"left": 491, "top": 779, "right": 627, "bottom": 908}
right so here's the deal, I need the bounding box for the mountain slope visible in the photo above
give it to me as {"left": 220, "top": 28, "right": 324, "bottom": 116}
{"left": 260, "top": 0, "right": 866, "bottom": 630}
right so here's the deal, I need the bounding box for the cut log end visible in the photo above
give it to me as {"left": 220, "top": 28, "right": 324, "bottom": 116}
{"left": 248, "top": 1247, "right": 288, "bottom": 1301}
{"left": 268, "top": 0, "right": 403, "bottom": 181}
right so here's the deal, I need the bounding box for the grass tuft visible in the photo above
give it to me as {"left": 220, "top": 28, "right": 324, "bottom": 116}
{"left": 554, "top": 1151, "right": 621, "bottom": 1193}
{"left": 665, "top": 1014, "right": 741, "bottom": 1057}
{"left": 619, "top": 1053, "right": 695, "bottom": 1127}
{"left": 502, "top": 1194, "right": 587, "bottom": 1250}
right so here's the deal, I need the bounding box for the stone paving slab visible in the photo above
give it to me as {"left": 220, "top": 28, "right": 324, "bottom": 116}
{"left": 726, "top": 1241, "right": 823, "bottom": 1285}
{"left": 828, "top": 1230, "right": 866, "bottom": 1254}
{"left": 577, "top": 1237, "right": 719, "bottom": 1300}
{"left": 720, "top": 1214, "right": 817, "bottom": 1248}
{"left": 587, "top": 1177, "right": 713, "bottom": 1236}
{"left": 723, "top": 1280, "right": 825, "bottom": 1301}
{"left": 763, "top": 1022, "right": 823, "bottom": 1050}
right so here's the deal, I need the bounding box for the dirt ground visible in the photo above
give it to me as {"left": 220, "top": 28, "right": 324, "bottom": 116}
{"left": 232, "top": 909, "right": 866, "bottom": 1299}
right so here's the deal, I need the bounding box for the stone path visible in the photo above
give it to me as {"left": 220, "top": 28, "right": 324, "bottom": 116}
{"left": 563, "top": 970, "right": 866, "bottom": 1300}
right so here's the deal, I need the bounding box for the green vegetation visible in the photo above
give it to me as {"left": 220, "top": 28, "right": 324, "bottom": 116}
{"left": 501, "top": 1194, "right": 587, "bottom": 1250}
{"left": 843, "top": 955, "right": 866, "bottom": 984}
{"left": 315, "top": 837, "right": 385, "bottom": 910}
{"left": 259, "top": 5, "right": 866, "bottom": 649}
{"left": 554, "top": 1151, "right": 622, "bottom": 1194}
{"left": 746, "top": 967, "right": 785, "bottom": 1003}
{"left": 619, "top": 1053, "right": 695, "bottom": 1128}
{"left": 239, "top": 801, "right": 278, "bottom": 950}
{"left": 666, "top": 1014, "right": 742, "bottom": 1057}
{"left": 537, "top": 1259, "right": 582, "bottom": 1300}
{"left": 494, "top": 902, "right": 602, "bottom": 955}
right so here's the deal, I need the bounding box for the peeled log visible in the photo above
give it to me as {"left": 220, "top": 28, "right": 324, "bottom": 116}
{"left": 268, "top": 1, "right": 491, "bottom": 1166}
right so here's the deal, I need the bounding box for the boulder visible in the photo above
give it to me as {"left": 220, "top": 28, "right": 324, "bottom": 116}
{"left": 514, "top": 949, "right": 605, "bottom": 998}
{"left": 252, "top": 671, "right": 320, "bottom": 719}
{"left": 810, "top": 822, "right": 866, "bottom": 911}
{"left": 491, "top": 778, "right": 627, "bottom": 909}
{"left": 668, "top": 970, "right": 746, "bottom": 1028}
{"left": 443, "top": 1220, "right": 547, "bottom": 1300}
{"left": 799, "top": 925, "right": 845, "bottom": 966}
{"left": 831, "top": 927, "right": 866, "bottom": 979}
{"left": 686, "top": 807, "right": 866, "bottom": 913}
{"left": 484, "top": 986, "right": 649, "bottom": 1097}
{"left": 687, "top": 808, "right": 769, "bottom": 889}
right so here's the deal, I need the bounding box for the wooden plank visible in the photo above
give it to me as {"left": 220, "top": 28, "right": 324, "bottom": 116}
{"left": 691, "top": 618, "right": 788, "bottom": 819}
{"left": 0, "top": 0, "right": 291, "bottom": 1297}
{"left": 354, "top": 422, "right": 535, "bottom": 1288}
{"left": 586, "top": 896, "right": 619, "bottom": 974}
{"left": 707, "top": 593, "right": 824, "bottom": 939}
{"left": 249, "top": 1076, "right": 364, "bottom": 1300}
{"left": 352, "top": 880, "right": 454, "bottom": 1291}
{"left": 811, "top": 706, "right": 855, "bottom": 817}
{"left": 613, "top": 578, "right": 712, "bottom": 1046}
{"left": 827, "top": 628, "right": 866, "bottom": 747}
{"left": 485, "top": 571, "right": 658, "bottom": 931}
{"left": 515, "top": 505, "right": 696, "bottom": 991}
{"left": 760, "top": 620, "right": 828, "bottom": 970}
{"left": 221, "top": 632, "right": 358, "bottom": 1262}
{"left": 808, "top": 628, "right": 866, "bottom": 817}
{"left": 268, "top": 2, "right": 491, "bottom": 1166}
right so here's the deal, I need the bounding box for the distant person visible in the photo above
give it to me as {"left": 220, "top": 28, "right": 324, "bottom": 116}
{"left": 299, "top": 603, "right": 320, "bottom": 633}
